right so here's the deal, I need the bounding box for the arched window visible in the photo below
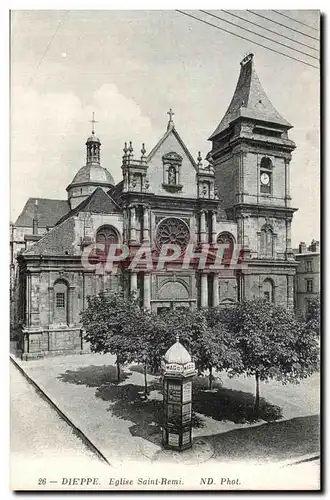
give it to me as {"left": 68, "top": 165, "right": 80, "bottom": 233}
{"left": 260, "top": 157, "right": 272, "bottom": 170}
{"left": 262, "top": 278, "right": 275, "bottom": 303}
{"left": 260, "top": 157, "right": 272, "bottom": 194}
{"left": 260, "top": 225, "right": 274, "bottom": 258}
{"left": 54, "top": 280, "right": 69, "bottom": 324}
{"left": 95, "top": 225, "right": 119, "bottom": 262}
{"left": 217, "top": 232, "right": 235, "bottom": 264}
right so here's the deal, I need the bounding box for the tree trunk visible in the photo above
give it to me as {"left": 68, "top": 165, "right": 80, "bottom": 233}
{"left": 254, "top": 370, "right": 260, "bottom": 415}
{"left": 143, "top": 362, "right": 148, "bottom": 399}
{"left": 116, "top": 358, "right": 120, "bottom": 382}
{"left": 208, "top": 366, "right": 213, "bottom": 390}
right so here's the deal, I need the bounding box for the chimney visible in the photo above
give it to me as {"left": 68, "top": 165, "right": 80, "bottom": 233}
{"left": 299, "top": 242, "right": 307, "bottom": 253}
{"left": 32, "top": 199, "right": 38, "bottom": 235}
{"left": 309, "top": 239, "right": 320, "bottom": 252}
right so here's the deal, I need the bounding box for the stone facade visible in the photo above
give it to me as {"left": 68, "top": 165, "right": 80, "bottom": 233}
{"left": 294, "top": 240, "right": 320, "bottom": 315}
{"left": 11, "top": 53, "right": 299, "bottom": 359}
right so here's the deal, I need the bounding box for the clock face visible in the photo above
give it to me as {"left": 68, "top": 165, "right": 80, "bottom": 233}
{"left": 260, "top": 172, "right": 270, "bottom": 186}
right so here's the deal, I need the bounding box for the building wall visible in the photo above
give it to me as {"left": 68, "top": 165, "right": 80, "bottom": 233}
{"left": 295, "top": 252, "right": 320, "bottom": 314}
{"left": 147, "top": 133, "right": 198, "bottom": 199}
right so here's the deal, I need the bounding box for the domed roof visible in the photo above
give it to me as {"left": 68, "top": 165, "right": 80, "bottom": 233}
{"left": 71, "top": 165, "right": 114, "bottom": 186}
{"left": 86, "top": 133, "right": 100, "bottom": 143}
{"left": 164, "top": 338, "right": 192, "bottom": 365}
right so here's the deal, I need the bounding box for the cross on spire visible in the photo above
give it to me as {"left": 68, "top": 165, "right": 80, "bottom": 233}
{"left": 89, "top": 112, "right": 98, "bottom": 135}
{"left": 167, "top": 108, "right": 175, "bottom": 122}
{"left": 167, "top": 108, "right": 175, "bottom": 131}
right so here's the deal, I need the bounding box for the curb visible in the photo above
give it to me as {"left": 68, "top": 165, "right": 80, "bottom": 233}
{"left": 281, "top": 453, "right": 320, "bottom": 468}
{"left": 10, "top": 355, "right": 112, "bottom": 468}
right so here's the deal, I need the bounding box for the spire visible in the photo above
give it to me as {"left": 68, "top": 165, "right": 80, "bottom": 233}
{"left": 167, "top": 108, "right": 175, "bottom": 131}
{"left": 209, "top": 53, "right": 292, "bottom": 140}
{"left": 86, "top": 112, "right": 101, "bottom": 165}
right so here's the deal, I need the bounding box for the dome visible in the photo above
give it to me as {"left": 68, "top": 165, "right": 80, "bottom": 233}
{"left": 164, "top": 339, "right": 192, "bottom": 365}
{"left": 71, "top": 165, "right": 114, "bottom": 186}
{"left": 86, "top": 133, "right": 100, "bottom": 144}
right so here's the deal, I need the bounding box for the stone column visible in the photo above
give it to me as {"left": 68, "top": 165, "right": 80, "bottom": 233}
{"left": 30, "top": 273, "right": 40, "bottom": 326}
{"left": 213, "top": 274, "right": 219, "bottom": 307}
{"left": 68, "top": 286, "right": 75, "bottom": 326}
{"left": 143, "top": 273, "right": 151, "bottom": 310}
{"left": 200, "top": 273, "right": 208, "bottom": 308}
{"left": 143, "top": 206, "right": 150, "bottom": 242}
{"left": 212, "top": 211, "right": 217, "bottom": 244}
{"left": 130, "top": 205, "right": 137, "bottom": 242}
{"left": 48, "top": 286, "right": 54, "bottom": 325}
{"left": 26, "top": 273, "right": 31, "bottom": 327}
{"left": 130, "top": 272, "right": 138, "bottom": 294}
{"left": 200, "top": 211, "right": 207, "bottom": 244}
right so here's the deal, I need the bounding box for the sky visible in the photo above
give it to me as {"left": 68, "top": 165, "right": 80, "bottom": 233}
{"left": 10, "top": 9, "right": 320, "bottom": 246}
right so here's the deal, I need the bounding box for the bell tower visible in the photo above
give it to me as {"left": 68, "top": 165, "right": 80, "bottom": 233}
{"left": 208, "top": 54, "right": 298, "bottom": 307}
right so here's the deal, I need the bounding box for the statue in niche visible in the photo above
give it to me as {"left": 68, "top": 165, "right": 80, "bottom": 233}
{"left": 168, "top": 165, "right": 177, "bottom": 185}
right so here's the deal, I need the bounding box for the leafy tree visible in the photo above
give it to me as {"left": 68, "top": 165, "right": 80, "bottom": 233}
{"left": 81, "top": 291, "right": 143, "bottom": 381}
{"left": 305, "top": 295, "right": 321, "bottom": 335}
{"left": 224, "top": 299, "right": 320, "bottom": 415}
{"left": 192, "top": 321, "right": 242, "bottom": 390}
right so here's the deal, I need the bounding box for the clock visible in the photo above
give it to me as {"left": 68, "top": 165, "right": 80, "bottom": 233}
{"left": 260, "top": 172, "right": 270, "bottom": 186}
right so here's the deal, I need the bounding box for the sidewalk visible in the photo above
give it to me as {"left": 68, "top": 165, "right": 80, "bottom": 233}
{"left": 10, "top": 351, "right": 320, "bottom": 469}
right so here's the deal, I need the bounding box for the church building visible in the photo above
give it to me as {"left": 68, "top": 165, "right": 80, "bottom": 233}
{"left": 11, "top": 53, "right": 298, "bottom": 359}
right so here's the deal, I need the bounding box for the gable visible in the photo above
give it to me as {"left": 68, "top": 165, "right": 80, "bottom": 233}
{"left": 146, "top": 126, "right": 198, "bottom": 199}
{"left": 56, "top": 187, "right": 121, "bottom": 226}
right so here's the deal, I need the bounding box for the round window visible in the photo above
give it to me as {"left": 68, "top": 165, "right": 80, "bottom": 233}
{"left": 156, "top": 217, "right": 190, "bottom": 250}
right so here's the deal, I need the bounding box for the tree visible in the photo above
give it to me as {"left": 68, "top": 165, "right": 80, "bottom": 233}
{"left": 81, "top": 291, "right": 143, "bottom": 381}
{"left": 305, "top": 295, "right": 321, "bottom": 335}
{"left": 224, "top": 299, "right": 320, "bottom": 415}
{"left": 192, "top": 321, "right": 242, "bottom": 390}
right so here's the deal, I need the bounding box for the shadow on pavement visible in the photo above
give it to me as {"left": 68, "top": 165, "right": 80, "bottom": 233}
{"left": 203, "top": 415, "right": 320, "bottom": 463}
{"left": 58, "top": 364, "right": 131, "bottom": 387}
{"left": 57, "top": 364, "right": 288, "bottom": 448}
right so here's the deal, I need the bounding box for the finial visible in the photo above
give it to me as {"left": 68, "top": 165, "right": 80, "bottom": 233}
{"left": 176, "top": 333, "right": 179, "bottom": 343}
{"left": 167, "top": 108, "right": 175, "bottom": 130}
{"left": 128, "top": 141, "right": 134, "bottom": 160}
{"left": 240, "top": 53, "right": 254, "bottom": 67}
{"left": 141, "top": 143, "right": 146, "bottom": 160}
{"left": 197, "top": 151, "right": 202, "bottom": 168}
{"left": 122, "top": 142, "right": 128, "bottom": 163}
{"left": 89, "top": 112, "right": 98, "bottom": 135}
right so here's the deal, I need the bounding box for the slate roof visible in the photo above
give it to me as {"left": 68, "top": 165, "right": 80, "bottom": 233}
{"left": 209, "top": 54, "right": 292, "bottom": 140}
{"left": 69, "top": 164, "right": 115, "bottom": 187}
{"left": 15, "top": 198, "right": 70, "bottom": 228}
{"left": 23, "top": 217, "right": 76, "bottom": 257}
{"left": 56, "top": 186, "right": 121, "bottom": 226}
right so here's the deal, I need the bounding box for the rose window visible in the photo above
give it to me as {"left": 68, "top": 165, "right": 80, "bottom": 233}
{"left": 156, "top": 218, "right": 190, "bottom": 249}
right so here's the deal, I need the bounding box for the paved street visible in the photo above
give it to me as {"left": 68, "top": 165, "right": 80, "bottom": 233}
{"left": 10, "top": 362, "right": 107, "bottom": 489}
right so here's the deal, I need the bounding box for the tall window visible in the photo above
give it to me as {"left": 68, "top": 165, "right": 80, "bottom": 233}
{"left": 262, "top": 278, "right": 274, "bottom": 303}
{"left": 95, "top": 225, "right": 119, "bottom": 262}
{"left": 260, "top": 157, "right": 272, "bottom": 194}
{"left": 305, "top": 260, "right": 313, "bottom": 272}
{"left": 260, "top": 225, "right": 274, "bottom": 258}
{"left": 306, "top": 279, "right": 313, "bottom": 293}
{"left": 54, "top": 280, "right": 68, "bottom": 324}
{"left": 217, "top": 232, "right": 235, "bottom": 265}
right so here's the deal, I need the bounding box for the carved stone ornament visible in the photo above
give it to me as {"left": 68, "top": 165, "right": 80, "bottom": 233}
{"left": 156, "top": 217, "right": 190, "bottom": 249}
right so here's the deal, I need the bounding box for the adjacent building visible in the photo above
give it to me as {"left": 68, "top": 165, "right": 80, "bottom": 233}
{"left": 294, "top": 240, "right": 320, "bottom": 314}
